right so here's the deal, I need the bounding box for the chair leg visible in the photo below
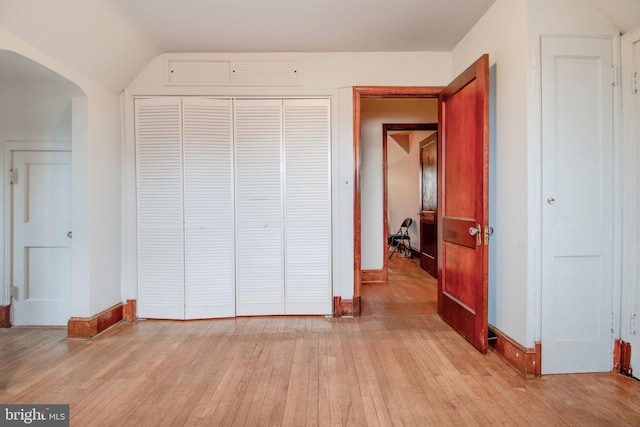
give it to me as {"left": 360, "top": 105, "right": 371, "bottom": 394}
{"left": 389, "top": 241, "right": 399, "bottom": 259}
{"left": 400, "top": 239, "right": 411, "bottom": 257}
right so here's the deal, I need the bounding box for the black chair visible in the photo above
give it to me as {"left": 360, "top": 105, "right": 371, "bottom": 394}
{"left": 388, "top": 217, "right": 413, "bottom": 259}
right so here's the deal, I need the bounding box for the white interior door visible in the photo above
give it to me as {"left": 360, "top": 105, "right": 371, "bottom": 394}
{"left": 136, "top": 97, "right": 185, "bottom": 319}
{"left": 11, "top": 150, "right": 72, "bottom": 325}
{"left": 627, "top": 34, "right": 640, "bottom": 379}
{"left": 283, "top": 99, "right": 332, "bottom": 315}
{"left": 234, "top": 99, "right": 284, "bottom": 316}
{"left": 183, "top": 98, "right": 235, "bottom": 319}
{"left": 541, "top": 37, "right": 614, "bottom": 374}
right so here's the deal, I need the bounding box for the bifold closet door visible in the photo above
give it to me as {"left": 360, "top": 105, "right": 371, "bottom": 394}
{"left": 136, "top": 97, "right": 331, "bottom": 319}
{"left": 235, "top": 100, "right": 285, "bottom": 316}
{"left": 283, "top": 99, "right": 331, "bottom": 314}
{"left": 136, "top": 97, "right": 235, "bottom": 320}
{"left": 183, "top": 98, "right": 235, "bottom": 319}
{"left": 136, "top": 97, "right": 185, "bottom": 319}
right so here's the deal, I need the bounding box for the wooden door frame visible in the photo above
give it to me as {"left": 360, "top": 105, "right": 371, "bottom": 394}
{"left": 352, "top": 87, "right": 442, "bottom": 315}
{"left": 381, "top": 123, "right": 438, "bottom": 281}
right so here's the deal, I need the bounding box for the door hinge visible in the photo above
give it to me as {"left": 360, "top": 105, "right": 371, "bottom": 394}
{"left": 9, "top": 168, "right": 17, "bottom": 185}
{"left": 9, "top": 285, "right": 18, "bottom": 299}
{"left": 632, "top": 72, "right": 638, "bottom": 94}
{"left": 484, "top": 225, "right": 494, "bottom": 246}
{"left": 611, "top": 66, "right": 618, "bottom": 86}
{"left": 631, "top": 313, "right": 637, "bottom": 335}
{"left": 611, "top": 312, "right": 617, "bottom": 335}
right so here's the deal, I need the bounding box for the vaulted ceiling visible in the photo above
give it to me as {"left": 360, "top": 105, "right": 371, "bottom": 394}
{"left": 108, "top": 0, "right": 496, "bottom": 53}
{"left": 0, "top": 0, "right": 639, "bottom": 94}
{"left": 1, "top": 0, "right": 497, "bottom": 92}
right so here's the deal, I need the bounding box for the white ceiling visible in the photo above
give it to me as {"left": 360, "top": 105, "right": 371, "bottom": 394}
{"left": 110, "top": 0, "right": 496, "bottom": 53}
{"left": 589, "top": 0, "right": 640, "bottom": 34}
{"left": 1, "top": 0, "right": 639, "bottom": 94}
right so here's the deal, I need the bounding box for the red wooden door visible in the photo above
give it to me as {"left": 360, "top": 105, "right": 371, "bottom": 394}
{"left": 438, "top": 55, "right": 489, "bottom": 353}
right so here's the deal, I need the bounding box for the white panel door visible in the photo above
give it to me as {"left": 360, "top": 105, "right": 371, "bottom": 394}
{"left": 627, "top": 35, "right": 640, "bottom": 380}
{"left": 283, "top": 99, "right": 331, "bottom": 315}
{"left": 136, "top": 97, "right": 185, "bottom": 319}
{"left": 12, "top": 150, "right": 71, "bottom": 325}
{"left": 541, "top": 37, "right": 614, "bottom": 373}
{"left": 235, "top": 99, "right": 284, "bottom": 316}
{"left": 183, "top": 98, "right": 235, "bottom": 319}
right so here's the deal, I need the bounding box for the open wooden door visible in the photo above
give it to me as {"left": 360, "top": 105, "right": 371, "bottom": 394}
{"left": 438, "top": 54, "right": 489, "bottom": 353}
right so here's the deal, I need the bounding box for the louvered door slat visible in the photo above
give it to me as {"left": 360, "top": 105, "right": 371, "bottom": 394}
{"left": 183, "top": 98, "right": 235, "bottom": 319}
{"left": 136, "top": 97, "right": 185, "bottom": 319}
{"left": 283, "top": 99, "right": 331, "bottom": 315}
{"left": 235, "top": 99, "right": 284, "bottom": 316}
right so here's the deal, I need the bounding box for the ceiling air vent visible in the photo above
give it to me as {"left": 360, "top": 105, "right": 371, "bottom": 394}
{"left": 165, "top": 59, "right": 302, "bottom": 86}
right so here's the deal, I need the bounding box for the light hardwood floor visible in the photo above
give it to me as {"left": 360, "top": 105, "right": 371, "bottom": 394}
{"left": 1, "top": 256, "right": 640, "bottom": 426}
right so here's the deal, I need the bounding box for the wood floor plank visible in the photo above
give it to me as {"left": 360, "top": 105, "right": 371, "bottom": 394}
{"left": 3, "top": 257, "right": 640, "bottom": 425}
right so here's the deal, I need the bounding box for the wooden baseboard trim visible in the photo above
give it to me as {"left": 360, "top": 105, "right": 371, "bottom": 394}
{"left": 362, "top": 270, "right": 385, "bottom": 283}
{"left": 489, "top": 326, "right": 541, "bottom": 378}
{"left": 333, "top": 297, "right": 342, "bottom": 318}
{"left": 333, "top": 297, "right": 359, "bottom": 318}
{"left": 353, "top": 295, "right": 361, "bottom": 317}
{"left": 0, "top": 304, "right": 11, "bottom": 328}
{"left": 613, "top": 339, "right": 632, "bottom": 376}
{"left": 68, "top": 303, "right": 123, "bottom": 339}
{"left": 123, "top": 299, "right": 137, "bottom": 321}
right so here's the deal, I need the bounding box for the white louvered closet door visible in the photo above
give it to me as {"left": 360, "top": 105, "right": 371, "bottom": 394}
{"left": 235, "top": 100, "right": 284, "bottom": 315}
{"left": 183, "top": 98, "right": 235, "bottom": 319}
{"left": 283, "top": 99, "right": 332, "bottom": 314}
{"left": 136, "top": 97, "right": 185, "bottom": 319}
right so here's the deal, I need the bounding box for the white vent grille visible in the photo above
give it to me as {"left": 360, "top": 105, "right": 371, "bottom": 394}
{"left": 230, "top": 61, "right": 301, "bottom": 86}
{"left": 165, "top": 59, "right": 302, "bottom": 86}
{"left": 167, "top": 60, "right": 230, "bottom": 84}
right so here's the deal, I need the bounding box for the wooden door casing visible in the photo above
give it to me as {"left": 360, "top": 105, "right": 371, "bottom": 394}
{"left": 438, "top": 55, "right": 490, "bottom": 353}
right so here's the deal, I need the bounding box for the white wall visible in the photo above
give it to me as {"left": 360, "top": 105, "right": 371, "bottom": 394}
{"left": 360, "top": 99, "right": 437, "bottom": 270}
{"left": 124, "top": 52, "right": 451, "bottom": 300}
{"left": 452, "top": 0, "right": 530, "bottom": 344}
{"left": 0, "top": 27, "right": 123, "bottom": 318}
{"left": 452, "top": 0, "right": 620, "bottom": 348}
{"left": 387, "top": 131, "right": 435, "bottom": 252}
